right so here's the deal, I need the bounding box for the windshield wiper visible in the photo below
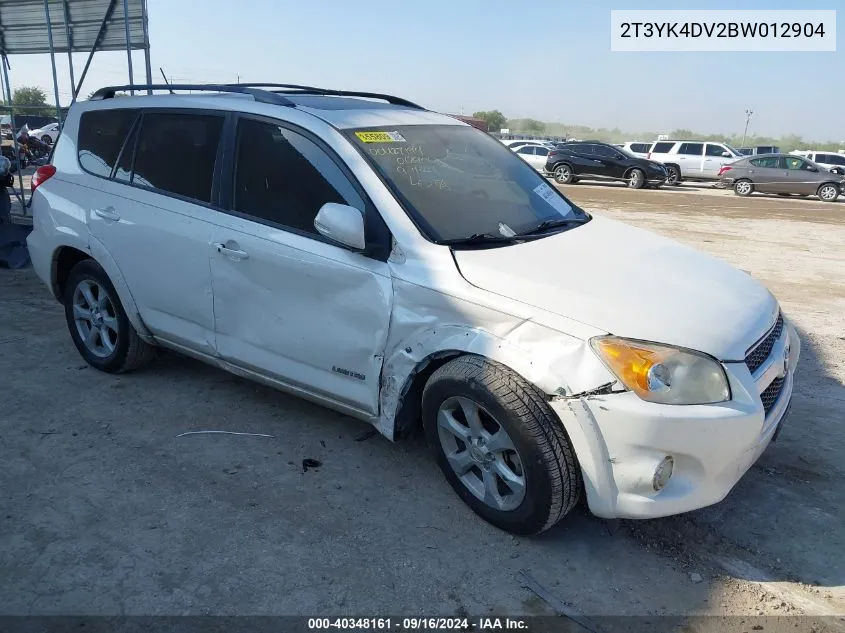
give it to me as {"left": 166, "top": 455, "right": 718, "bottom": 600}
{"left": 517, "top": 216, "right": 589, "bottom": 237}
{"left": 439, "top": 232, "right": 522, "bottom": 246}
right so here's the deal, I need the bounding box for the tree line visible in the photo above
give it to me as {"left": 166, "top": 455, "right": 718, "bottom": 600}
{"left": 472, "top": 110, "right": 843, "bottom": 153}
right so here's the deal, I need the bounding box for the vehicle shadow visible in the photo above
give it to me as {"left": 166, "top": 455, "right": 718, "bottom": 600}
{"left": 617, "top": 323, "right": 845, "bottom": 601}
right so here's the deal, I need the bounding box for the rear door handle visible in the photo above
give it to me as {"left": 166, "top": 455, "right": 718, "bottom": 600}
{"left": 213, "top": 242, "right": 249, "bottom": 260}
{"left": 93, "top": 207, "right": 120, "bottom": 221}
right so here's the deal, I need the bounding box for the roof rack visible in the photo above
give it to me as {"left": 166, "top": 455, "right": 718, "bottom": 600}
{"left": 89, "top": 84, "right": 296, "bottom": 106}
{"left": 222, "top": 83, "right": 425, "bottom": 110}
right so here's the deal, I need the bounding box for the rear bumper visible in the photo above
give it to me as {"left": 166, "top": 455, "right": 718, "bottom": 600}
{"left": 551, "top": 319, "right": 800, "bottom": 520}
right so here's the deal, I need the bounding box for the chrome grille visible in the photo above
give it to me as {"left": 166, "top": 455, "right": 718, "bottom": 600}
{"left": 761, "top": 376, "right": 785, "bottom": 416}
{"left": 745, "top": 312, "right": 784, "bottom": 374}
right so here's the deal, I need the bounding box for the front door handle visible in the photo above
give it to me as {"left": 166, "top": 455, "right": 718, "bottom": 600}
{"left": 213, "top": 242, "right": 249, "bottom": 260}
{"left": 93, "top": 207, "right": 120, "bottom": 221}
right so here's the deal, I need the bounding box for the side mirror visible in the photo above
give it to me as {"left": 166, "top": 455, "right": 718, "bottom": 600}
{"left": 721, "top": 151, "right": 732, "bottom": 157}
{"left": 314, "top": 202, "right": 366, "bottom": 251}
{"left": 807, "top": 166, "right": 818, "bottom": 172}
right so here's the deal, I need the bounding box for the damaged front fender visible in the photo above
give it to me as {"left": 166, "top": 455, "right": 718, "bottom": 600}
{"left": 376, "top": 285, "right": 618, "bottom": 440}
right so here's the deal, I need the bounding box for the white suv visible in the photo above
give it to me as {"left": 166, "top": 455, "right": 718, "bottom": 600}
{"left": 27, "top": 84, "right": 799, "bottom": 535}
{"left": 646, "top": 140, "right": 743, "bottom": 184}
{"left": 790, "top": 150, "right": 845, "bottom": 174}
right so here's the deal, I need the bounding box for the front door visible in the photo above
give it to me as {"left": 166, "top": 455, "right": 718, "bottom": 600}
{"left": 703, "top": 143, "right": 732, "bottom": 178}
{"left": 209, "top": 116, "right": 393, "bottom": 415}
{"left": 676, "top": 142, "right": 705, "bottom": 177}
{"left": 782, "top": 155, "right": 821, "bottom": 195}
{"left": 86, "top": 109, "right": 223, "bottom": 355}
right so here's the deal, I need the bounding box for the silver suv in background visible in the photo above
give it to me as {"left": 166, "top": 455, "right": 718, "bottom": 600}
{"left": 646, "top": 140, "right": 742, "bottom": 184}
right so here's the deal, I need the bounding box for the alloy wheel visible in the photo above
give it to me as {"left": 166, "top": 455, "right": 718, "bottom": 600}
{"left": 436, "top": 396, "right": 526, "bottom": 511}
{"left": 72, "top": 279, "right": 119, "bottom": 358}
{"left": 735, "top": 181, "right": 752, "bottom": 195}
{"left": 819, "top": 185, "right": 838, "bottom": 201}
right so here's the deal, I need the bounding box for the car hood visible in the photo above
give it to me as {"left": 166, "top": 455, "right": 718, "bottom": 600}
{"left": 452, "top": 215, "right": 777, "bottom": 360}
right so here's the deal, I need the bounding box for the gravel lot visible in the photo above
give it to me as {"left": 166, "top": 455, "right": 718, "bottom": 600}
{"left": 2, "top": 182, "right": 844, "bottom": 626}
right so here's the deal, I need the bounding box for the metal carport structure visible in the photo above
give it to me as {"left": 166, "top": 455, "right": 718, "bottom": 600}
{"left": 0, "top": 0, "right": 151, "bottom": 219}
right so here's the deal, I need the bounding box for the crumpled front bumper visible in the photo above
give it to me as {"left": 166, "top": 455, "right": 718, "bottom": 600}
{"left": 550, "top": 320, "right": 800, "bottom": 520}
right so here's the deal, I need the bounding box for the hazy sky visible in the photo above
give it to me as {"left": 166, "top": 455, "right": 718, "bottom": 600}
{"left": 5, "top": 0, "right": 843, "bottom": 141}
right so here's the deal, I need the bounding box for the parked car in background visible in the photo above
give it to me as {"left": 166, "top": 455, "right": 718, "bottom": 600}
{"left": 719, "top": 154, "right": 843, "bottom": 202}
{"left": 500, "top": 138, "right": 554, "bottom": 149}
{"left": 30, "top": 122, "right": 61, "bottom": 144}
{"left": 547, "top": 141, "right": 667, "bottom": 188}
{"left": 27, "top": 83, "right": 799, "bottom": 536}
{"left": 621, "top": 141, "right": 652, "bottom": 156}
{"left": 511, "top": 142, "right": 554, "bottom": 172}
{"left": 738, "top": 146, "right": 781, "bottom": 156}
{"left": 646, "top": 140, "right": 742, "bottom": 184}
{"left": 790, "top": 150, "right": 845, "bottom": 174}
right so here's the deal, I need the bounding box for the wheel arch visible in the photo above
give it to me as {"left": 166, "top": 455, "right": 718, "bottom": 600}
{"left": 53, "top": 239, "right": 155, "bottom": 343}
{"left": 380, "top": 323, "right": 615, "bottom": 443}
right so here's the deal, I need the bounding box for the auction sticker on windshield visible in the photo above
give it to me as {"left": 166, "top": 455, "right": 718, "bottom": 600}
{"left": 533, "top": 182, "right": 573, "bottom": 217}
{"left": 355, "top": 131, "right": 407, "bottom": 143}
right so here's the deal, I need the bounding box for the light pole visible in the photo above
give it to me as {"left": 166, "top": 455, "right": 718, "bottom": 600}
{"left": 740, "top": 108, "right": 754, "bottom": 148}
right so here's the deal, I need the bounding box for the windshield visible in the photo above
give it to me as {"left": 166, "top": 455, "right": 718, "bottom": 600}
{"left": 347, "top": 125, "right": 587, "bottom": 243}
{"left": 724, "top": 144, "right": 743, "bottom": 156}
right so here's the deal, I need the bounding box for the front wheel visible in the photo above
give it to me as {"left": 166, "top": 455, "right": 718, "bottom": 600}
{"left": 553, "top": 164, "right": 575, "bottom": 184}
{"left": 422, "top": 355, "right": 582, "bottom": 535}
{"left": 817, "top": 183, "right": 840, "bottom": 202}
{"left": 733, "top": 179, "right": 754, "bottom": 196}
{"left": 665, "top": 165, "right": 681, "bottom": 186}
{"left": 627, "top": 168, "right": 645, "bottom": 189}
{"left": 41, "top": 135, "right": 52, "bottom": 144}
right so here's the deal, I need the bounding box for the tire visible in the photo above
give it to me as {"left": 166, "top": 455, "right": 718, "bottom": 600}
{"left": 64, "top": 259, "right": 157, "bottom": 373}
{"left": 422, "top": 355, "right": 581, "bottom": 535}
{"left": 733, "top": 179, "right": 754, "bottom": 197}
{"left": 41, "top": 135, "right": 52, "bottom": 144}
{"left": 817, "top": 183, "right": 839, "bottom": 202}
{"left": 665, "top": 164, "right": 681, "bottom": 186}
{"left": 553, "top": 164, "right": 575, "bottom": 185}
{"left": 627, "top": 168, "right": 646, "bottom": 189}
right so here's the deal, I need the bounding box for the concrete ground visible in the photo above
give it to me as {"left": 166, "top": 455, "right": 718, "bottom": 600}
{"left": 1, "top": 181, "right": 844, "bottom": 626}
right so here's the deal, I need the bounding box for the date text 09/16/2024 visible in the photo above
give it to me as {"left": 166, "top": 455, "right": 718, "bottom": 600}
{"left": 307, "top": 618, "right": 529, "bottom": 631}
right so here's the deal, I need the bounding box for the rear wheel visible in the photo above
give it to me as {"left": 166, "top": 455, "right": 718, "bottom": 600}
{"left": 422, "top": 355, "right": 581, "bottom": 535}
{"left": 627, "top": 168, "right": 645, "bottom": 189}
{"left": 553, "top": 164, "right": 575, "bottom": 184}
{"left": 733, "top": 179, "right": 754, "bottom": 196}
{"left": 64, "top": 259, "right": 157, "bottom": 373}
{"left": 817, "top": 183, "right": 839, "bottom": 202}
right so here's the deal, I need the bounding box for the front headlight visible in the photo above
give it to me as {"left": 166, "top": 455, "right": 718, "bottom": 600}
{"left": 590, "top": 336, "right": 730, "bottom": 405}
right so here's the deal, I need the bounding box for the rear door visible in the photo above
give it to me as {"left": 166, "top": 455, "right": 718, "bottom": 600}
{"left": 85, "top": 109, "right": 223, "bottom": 355}
{"left": 208, "top": 115, "right": 393, "bottom": 416}
{"left": 676, "top": 142, "right": 704, "bottom": 177}
{"left": 514, "top": 145, "right": 546, "bottom": 171}
{"left": 745, "top": 156, "right": 784, "bottom": 193}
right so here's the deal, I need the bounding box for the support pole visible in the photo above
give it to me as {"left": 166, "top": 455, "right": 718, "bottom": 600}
{"left": 122, "top": 0, "right": 134, "bottom": 94}
{"left": 141, "top": 0, "right": 153, "bottom": 93}
{"left": 2, "top": 56, "right": 27, "bottom": 209}
{"left": 74, "top": 0, "right": 118, "bottom": 101}
{"left": 44, "top": 0, "right": 64, "bottom": 124}
{"left": 62, "top": 0, "right": 76, "bottom": 93}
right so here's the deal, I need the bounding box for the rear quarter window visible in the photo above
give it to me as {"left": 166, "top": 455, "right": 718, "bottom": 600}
{"left": 630, "top": 143, "right": 649, "bottom": 153}
{"left": 77, "top": 109, "right": 138, "bottom": 177}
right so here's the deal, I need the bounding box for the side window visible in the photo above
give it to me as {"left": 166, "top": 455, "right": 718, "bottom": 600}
{"left": 631, "top": 143, "right": 649, "bottom": 153}
{"left": 233, "top": 118, "right": 364, "bottom": 236}
{"left": 516, "top": 146, "right": 535, "bottom": 155}
{"left": 827, "top": 154, "right": 845, "bottom": 166}
{"left": 750, "top": 157, "right": 779, "bottom": 169}
{"left": 534, "top": 147, "right": 550, "bottom": 157}
{"left": 784, "top": 156, "right": 809, "bottom": 171}
{"left": 592, "top": 145, "right": 615, "bottom": 158}
{"left": 678, "top": 142, "right": 704, "bottom": 156}
{"left": 651, "top": 142, "right": 674, "bottom": 154}
{"left": 77, "top": 109, "right": 138, "bottom": 177}
{"left": 705, "top": 144, "right": 727, "bottom": 157}
{"left": 574, "top": 144, "right": 593, "bottom": 155}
